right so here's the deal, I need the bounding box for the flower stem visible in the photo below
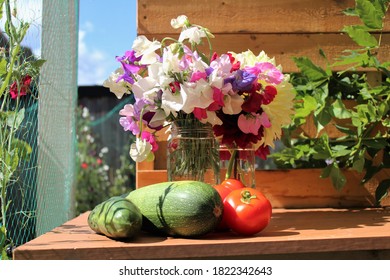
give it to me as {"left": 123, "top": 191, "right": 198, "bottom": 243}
{"left": 225, "top": 148, "right": 237, "bottom": 180}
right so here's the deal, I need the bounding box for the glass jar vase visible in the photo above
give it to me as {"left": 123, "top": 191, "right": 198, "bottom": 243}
{"left": 167, "top": 119, "right": 220, "bottom": 186}
{"left": 219, "top": 144, "right": 256, "bottom": 188}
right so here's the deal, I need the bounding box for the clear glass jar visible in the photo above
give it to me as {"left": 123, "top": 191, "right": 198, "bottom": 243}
{"left": 167, "top": 119, "right": 220, "bottom": 186}
{"left": 219, "top": 144, "right": 256, "bottom": 188}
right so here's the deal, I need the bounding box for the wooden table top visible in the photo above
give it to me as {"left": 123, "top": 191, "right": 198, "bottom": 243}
{"left": 13, "top": 208, "right": 390, "bottom": 260}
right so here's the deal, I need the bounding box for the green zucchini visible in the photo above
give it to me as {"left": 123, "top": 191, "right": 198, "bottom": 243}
{"left": 88, "top": 196, "right": 142, "bottom": 239}
{"left": 125, "top": 180, "right": 223, "bottom": 237}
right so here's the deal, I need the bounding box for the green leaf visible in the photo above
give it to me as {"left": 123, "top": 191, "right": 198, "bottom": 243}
{"left": 332, "top": 50, "right": 370, "bottom": 68}
{"left": 343, "top": 25, "right": 378, "bottom": 48}
{"left": 343, "top": 7, "right": 358, "bottom": 16}
{"left": 295, "top": 95, "right": 317, "bottom": 118}
{"left": 362, "top": 163, "right": 382, "bottom": 183}
{"left": 314, "top": 107, "right": 332, "bottom": 133}
{"left": 0, "top": 58, "right": 6, "bottom": 75}
{"left": 330, "top": 163, "right": 347, "bottom": 190}
{"left": 6, "top": 108, "right": 25, "bottom": 130}
{"left": 383, "top": 117, "right": 390, "bottom": 127}
{"left": 322, "top": 163, "right": 347, "bottom": 190}
{"left": 30, "top": 59, "right": 46, "bottom": 69}
{"left": 334, "top": 124, "right": 356, "bottom": 135}
{"left": 362, "top": 138, "right": 388, "bottom": 149}
{"left": 331, "top": 145, "right": 352, "bottom": 157}
{"left": 293, "top": 57, "right": 329, "bottom": 82}
{"left": 320, "top": 164, "right": 333, "bottom": 178}
{"left": 352, "top": 154, "right": 365, "bottom": 173}
{"left": 11, "top": 138, "right": 32, "bottom": 161}
{"left": 378, "top": 102, "right": 388, "bottom": 118}
{"left": 331, "top": 99, "right": 352, "bottom": 119}
{"left": 375, "top": 179, "right": 390, "bottom": 204}
{"left": 0, "top": 0, "right": 4, "bottom": 20}
{"left": 356, "top": 0, "right": 383, "bottom": 29}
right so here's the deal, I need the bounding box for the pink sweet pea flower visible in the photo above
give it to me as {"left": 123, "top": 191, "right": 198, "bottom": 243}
{"left": 245, "top": 62, "right": 284, "bottom": 85}
{"left": 238, "top": 112, "right": 271, "bottom": 135}
{"left": 190, "top": 71, "right": 207, "bottom": 82}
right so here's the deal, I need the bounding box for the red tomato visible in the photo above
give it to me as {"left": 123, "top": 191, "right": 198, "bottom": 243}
{"left": 213, "top": 179, "right": 245, "bottom": 230}
{"left": 224, "top": 188, "right": 272, "bottom": 235}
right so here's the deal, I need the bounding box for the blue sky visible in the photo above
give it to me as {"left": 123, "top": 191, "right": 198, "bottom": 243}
{"left": 78, "top": 0, "right": 137, "bottom": 86}
{"left": 8, "top": 0, "right": 137, "bottom": 86}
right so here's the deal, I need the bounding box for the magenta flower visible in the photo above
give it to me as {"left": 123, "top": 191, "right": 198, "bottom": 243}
{"left": 193, "top": 107, "right": 207, "bottom": 120}
{"left": 190, "top": 71, "right": 207, "bottom": 82}
{"left": 10, "top": 75, "right": 32, "bottom": 99}
{"left": 141, "top": 131, "right": 158, "bottom": 152}
{"left": 245, "top": 62, "right": 284, "bottom": 85}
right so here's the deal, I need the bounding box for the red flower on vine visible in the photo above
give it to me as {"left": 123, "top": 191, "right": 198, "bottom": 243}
{"left": 9, "top": 75, "right": 32, "bottom": 99}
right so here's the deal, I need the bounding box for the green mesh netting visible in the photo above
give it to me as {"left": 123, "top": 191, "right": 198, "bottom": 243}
{"left": 36, "top": 0, "right": 79, "bottom": 236}
{"left": 1, "top": 0, "right": 78, "bottom": 249}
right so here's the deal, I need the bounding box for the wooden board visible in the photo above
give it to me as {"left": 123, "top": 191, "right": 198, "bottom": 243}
{"left": 137, "top": 0, "right": 390, "bottom": 34}
{"left": 136, "top": 168, "right": 390, "bottom": 208}
{"left": 13, "top": 208, "right": 390, "bottom": 260}
{"left": 138, "top": 33, "right": 390, "bottom": 73}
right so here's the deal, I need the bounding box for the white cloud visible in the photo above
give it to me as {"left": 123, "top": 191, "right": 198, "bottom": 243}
{"left": 78, "top": 26, "right": 113, "bottom": 86}
{"left": 0, "top": 0, "right": 43, "bottom": 56}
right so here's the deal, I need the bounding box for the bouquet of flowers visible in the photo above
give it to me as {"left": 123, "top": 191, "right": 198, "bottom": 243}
{"left": 104, "top": 15, "right": 295, "bottom": 180}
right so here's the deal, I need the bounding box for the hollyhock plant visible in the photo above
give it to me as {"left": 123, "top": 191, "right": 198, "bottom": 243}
{"left": 104, "top": 15, "right": 295, "bottom": 182}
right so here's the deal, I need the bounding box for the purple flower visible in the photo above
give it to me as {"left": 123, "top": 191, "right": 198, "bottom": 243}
{"left": 119, "top": 116, "right": 140, "bottom": 135}
{"left": 225, "top": 70, "right": 256, "bottom": 92}
{"left": 116, "top": 50, "right": 144, "bottom": 84}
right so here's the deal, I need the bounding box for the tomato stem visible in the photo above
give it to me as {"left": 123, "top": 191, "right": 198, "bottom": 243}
{"left": 240, "top": 190, "right": 257, "bottom": 204}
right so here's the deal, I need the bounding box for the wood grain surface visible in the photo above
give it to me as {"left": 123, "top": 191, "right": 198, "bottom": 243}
{"left": 13, "top": 208, "right": 390, "bottom": 260}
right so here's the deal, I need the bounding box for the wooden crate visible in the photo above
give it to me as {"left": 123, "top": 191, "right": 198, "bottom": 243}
{"left": 135, "top": 0, "right": 390, "bottom": 208}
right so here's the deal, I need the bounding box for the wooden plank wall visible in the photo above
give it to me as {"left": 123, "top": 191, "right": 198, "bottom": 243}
{"left": 135, "top": 0, "right": 390, "bottom": 208}
{"left": 137, "top": 0, "right": 390, "bottom": 72}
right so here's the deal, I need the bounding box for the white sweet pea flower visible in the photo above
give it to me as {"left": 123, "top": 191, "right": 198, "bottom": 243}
{"left": 181, "top": 80, "right": 214, "bottom": 114}
{"left": 171, "top": 15, "right": 189, "bottom": 29}
{"left": 161, "top": 87, "right": 185, "bottom": 117}
{"left": 132, "top": 77, "right": 159, "bottom": 102}
{"left": 148, "top": 109, "right": 167, "bottom": 129}
{"left": 162, "top": 46, "right": 182, "bottom": 73}
{"left": 222, "top": 93, "right": 244, "bottom": 115}
{"left": 129, "top": 138, "right": 154, "bottom": 162}
{"left": 132, "top": 35, "right": 161, "bottom": 64}
{"left": 103, "top": 68, "right": 129, "bottom": 99}
{"left": 148, "top": 62, "right": 173, "bottom": 88}
{"left": 178, "top": 26, "right": 207, "bottom": 44}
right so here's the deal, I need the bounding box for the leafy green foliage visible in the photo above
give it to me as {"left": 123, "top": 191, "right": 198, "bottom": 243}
{"left": 272, "top": 0, "right": 390, "bottom": 203}
{"left": 75, "top": 106, "right": 135, "bottom": 216}
{"left": 1, "top": 0, "right": 45, "bottom": 259}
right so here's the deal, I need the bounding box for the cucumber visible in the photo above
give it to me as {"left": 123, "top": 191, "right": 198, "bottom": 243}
{"left": 125, "top": 180, "right": 223, "bottom": 237}
{"left": 88, "top": 196, "right": 142, "bottom": 240}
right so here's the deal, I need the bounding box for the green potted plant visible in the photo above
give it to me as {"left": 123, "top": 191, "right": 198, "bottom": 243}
{"left": 271, "top": 0, "right": 390, "bottom": 205}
